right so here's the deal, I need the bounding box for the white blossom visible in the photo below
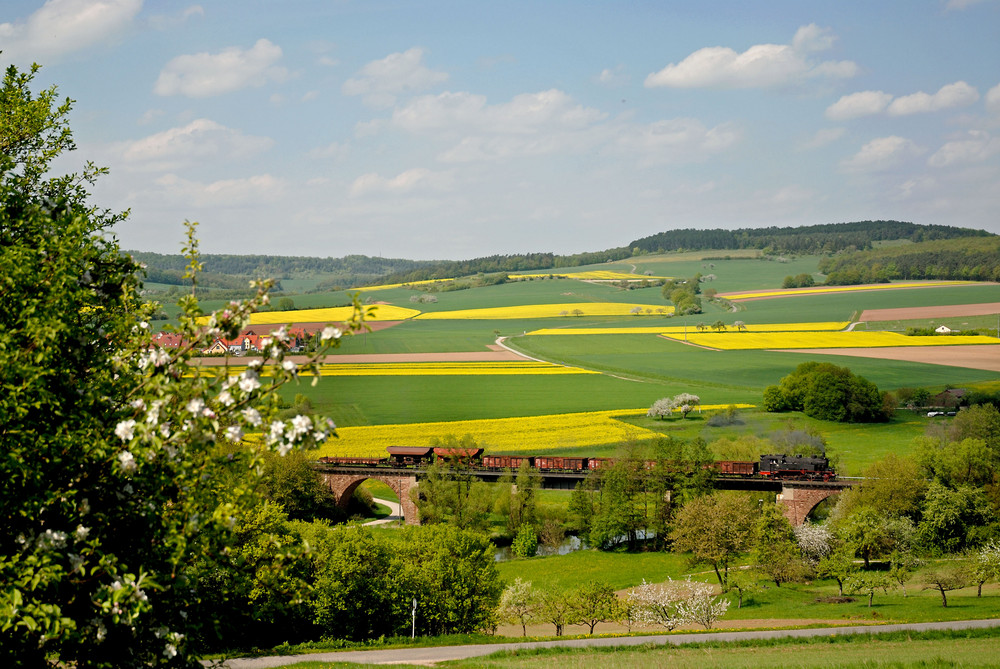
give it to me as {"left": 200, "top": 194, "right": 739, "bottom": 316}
{"left": 268, "top": 420, "right": 285, "bottom": 442}
{"left": 68, "top": 553, "right": 84, "bottom": 573}
{"left": 321, "top": 326, "right": 342, "bottom": 342}
{"left": 130, "top": 398, "right": 145, "bottom": 411}
{"left": 238, "top": 370, "right": 261, "bottom": 393}
{"left": 217, "top": 390, "right": 235, "bottom": 407}
{"left": 118, "top": 450, "right": 137, "bottom": 474}
{"left": 289, "top": 415, "right": 312, "bottom": 440}
{"left": 74, "top": 525, "right": 90, "bottom": 541}
{"left": 37, "top": 529, "right": 68, "bottom": 550}
{"left": 185, "top": 398, "right": 205, "bottom": 415}
{"left": 282, "top": 359, "right": 297, "bottom": 374}
{"left": 115, "top": 420, "right": 136, "bottom": 442}
{"left": 145, "top": 401, "right": 163, "bottom": 426}
{"left": 225, "top": 425, "right": 244, "bottom": 442}
{"left": 241, "top": 407, "right": 262, "bottom": 426}
{"left": 277, "top": 442, "right": 293, "bottom": 457}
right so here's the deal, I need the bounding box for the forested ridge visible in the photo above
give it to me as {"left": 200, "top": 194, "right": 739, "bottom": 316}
{"left": 129, "top": 251, "right": 434, "bottom": 289}
{"left": 629, "top": 221, "right": 991, "bottom": 255}
{"left": 130, "top": 221, "right": 995, "bottom": 289}
{"left": 819, "top": 236, "right": 1000, "bottom": 284}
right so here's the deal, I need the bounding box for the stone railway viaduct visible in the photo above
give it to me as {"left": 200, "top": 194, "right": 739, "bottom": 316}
{"left": 316, "top": 464, "right": 851, "bottom": 527}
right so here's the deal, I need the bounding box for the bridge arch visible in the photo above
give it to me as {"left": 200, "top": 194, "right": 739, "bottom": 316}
{"left": 318, "top": 472, "right": 420, "bottom": 525}
{"left": 777, "top": 483, "right": 842, "bottom": 526}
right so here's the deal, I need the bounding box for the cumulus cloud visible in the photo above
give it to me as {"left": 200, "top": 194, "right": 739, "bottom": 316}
{"left": 985, "top": 83, "right": 1000, "bottom": 113}
{"left": 391, "top": 89, "right": 606, "bottom": 136}
{"left": 147, "top": 5, "right": 203, "bottom": 30}
{"left": 944, "top": 0, "right": 992, "bottom": 10}
{"left": 349, "top": 168, "right": 454, "bottom": 197}
{"left": 611, "top": 118, "right": 740, "bottom": 165}
{"left": 342, "top": 47, "right": 448, "bottom": 107}
{"left": 799, "top": 127, "right": 847, "bottom": 150}
{"left": 154, "top": 38, "right": 288, "bottom": 98}
{"left": 825, "top": 91, "right": 894, "bottom": 120}
{"left": 596, "top": 66, "right": 628, "bottom": 86}
{"left": 0, "top": 0, "right": 142, "bottom": 63}
{"left": 887, "top": 81, "right": 979, "bottom": 115}
{"left": 115, "top": 119, "right": 273, "bottom": 170}
{"left": 148, "top": 173, "right": 285, "bottom": 207}
{"left": 841, "top": 136, "right": 925, "bottom": 172}
{"left": 928, "top": 130, "right": 1000, "bottom": 166}
{"left": 644, "top": 24, "right": 857, "bottom": 89}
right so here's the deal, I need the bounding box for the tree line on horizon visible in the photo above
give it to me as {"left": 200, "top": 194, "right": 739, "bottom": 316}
{"left": 628, "top": 221, "right": 991, "bottom": 256}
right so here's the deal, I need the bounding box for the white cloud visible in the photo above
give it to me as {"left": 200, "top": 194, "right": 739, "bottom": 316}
{"left": 342, "top": 47, "right": 448, "bottom": 108}
{"left": 986, "top": 83, "right": 1000, "bottom": 113}
{"left": 115, "top": 119, "right": 273, "bottom": 170}
{"left": 147, "top": 5, "right": 203, "bottom": 30}
{"left": 944, "top": 0, "right": 992, "bottom": 10}
{"left": 799, "top": 127, "right": 847, "bottom": 150}
{"left": 151, "top": 173, "right": 285, "bottom": 207}
{"left": 596, "top": 66, "right": 628, "bottom": 86}
{"left": 644, "top": 24, "right": 857, "bottom": 89}
{"left": 154, "top": 38, "right": 288, "bottom": 98}
{"left": 887, "top": 81, "right": 979, "bottom": 115}
{"left": 611, "top": 118, "right": 739, "bottom": 165}
{"left": 308, "top": 141, "right": 346, "bottom": 159}
{"left": 825, "top": 91, "right": 893, "bottom": 120}
{"left": 928, "top": 130, "right": 1000, "bottom": 166}
{"left": 391, "top": 89, "right": 606, "bottom": 136}
{"left": 0, "top": 0, "right": 142, "bottom": 63}
{"left": 349, "top": 168, "right": 454, "bottom": 197}
{"left": 841, "top": 136, "right": 925, "bottom": 172}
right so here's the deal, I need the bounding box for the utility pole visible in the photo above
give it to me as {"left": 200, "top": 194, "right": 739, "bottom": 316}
{"left": 411, "top": 598, "right": 417, "bottom": 639}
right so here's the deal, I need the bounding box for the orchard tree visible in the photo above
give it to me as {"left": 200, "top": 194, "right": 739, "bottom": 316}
{"left": 0, "top": 64, "right": 357, "bottom": 666}
{"left": 670, "top": 492, "right": 757, "bottom": 589}
{"left": 574, "top": 581, "right": 621, "bottom": 635}
{"left": 497, "top": 578, "right": 539, "bottom": 636}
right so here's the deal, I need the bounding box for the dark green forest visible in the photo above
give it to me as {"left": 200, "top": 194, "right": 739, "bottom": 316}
{"left": 130, "top": 251, "right": 433, "bottom": 290}
{"left": 818, "top": 237, "right": 1000, "bottom": 284}
{"left": 629, "top": 221, "right": 991, "bottom": 256}
{"left": 130, "top": 221, "right": 996, "bottom": 290}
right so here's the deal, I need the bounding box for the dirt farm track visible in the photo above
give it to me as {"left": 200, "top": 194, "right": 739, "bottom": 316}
{"left": 772, "top": 344, "right": 1000, "bottom": 372}
{"left": 858, "top": 302, "right": 1000, "bottom": 321}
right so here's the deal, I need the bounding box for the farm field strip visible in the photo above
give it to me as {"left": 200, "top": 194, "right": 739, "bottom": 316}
{"left": 526, "top": 321, "right": 851, "bottom": 336}
{"left": 414, "top": 302, "right": 674, "bottom": 320}
{"left": 312, "top": 361, "right": 599, "bottom": 376}
{"left": 721, "top": 280, "right": 976, "bottom": 301}
{"left": 661, "top": 330, "right": 998, "bottom": 350}
{"left": 315, "top": 405, "right": 754, "bottom": 457}
{"left": 516, "top": 270, "right": 671, "bottom": 281}
{"left": 246, "top": 304, "right": 420, "bottom": 324}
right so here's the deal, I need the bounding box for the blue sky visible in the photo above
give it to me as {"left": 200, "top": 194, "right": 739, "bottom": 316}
{"left": 3, "top": 0, "right": 999, "bottom": 259}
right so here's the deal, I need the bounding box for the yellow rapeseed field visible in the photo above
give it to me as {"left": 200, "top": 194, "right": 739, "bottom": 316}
{"left": 517, "top": 271, "right": 671, "bottom": 281}
{"left": 724, "top": 281, "right": 973, "bottom": 300}
{"left": 414, "top": 302, "right": 673, "bottom": 320}
{"left": 526, "top": 321, "right": 850, "bottom": 336}
{"left": 662, "top": 331, "right": 999, "bottom": 350}
{"left": 314, "top": 361, "right": 598, "bottom": 376}
{"left": 315, "top": 404, "right": 755, "bottom": 458}
{"left": 248, "top": 304, "right": 420, "bottom": 324}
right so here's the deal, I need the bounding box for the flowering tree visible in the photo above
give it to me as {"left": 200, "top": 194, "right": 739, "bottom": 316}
{"left": 972, "top": 540, "right": 1000, "bottom": 597}
{"left": 676, "top": 580, "right": 730, "bottom": 629}
{"left": 646, "top": 397, "right": 676, "bottom": 419}
{"left": 498, "top": 578, "right": 540, "bottom": 636}
{"left": 626, "top": 578, "right": 689, "bottom": 631}
{"left": 0, "top": 64, "right": 360, "bottom": 666}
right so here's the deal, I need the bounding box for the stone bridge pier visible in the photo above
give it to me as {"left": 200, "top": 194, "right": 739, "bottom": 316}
{"left": 776, "top": 483, "right": 843, "bottom": 526}
{"left": 318, "top": 472, "right": 420, "bottom": 525}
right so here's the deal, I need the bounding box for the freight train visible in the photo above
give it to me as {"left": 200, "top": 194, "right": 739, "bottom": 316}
{"left": 317, "top": 447, "right": 836, "bottom": 481}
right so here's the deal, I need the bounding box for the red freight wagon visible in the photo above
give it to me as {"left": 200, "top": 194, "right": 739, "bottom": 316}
{"left": 482, "top": 455, "right": 534, "bottom": 469}
{"left": 535, "top": 457, "right": 587, "bottom": 470}
{"left": 386, "top": 446, "right": 434, "bottom": 466}
{"left": 716, "top": 460, "right": 757, "bottom": 476}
